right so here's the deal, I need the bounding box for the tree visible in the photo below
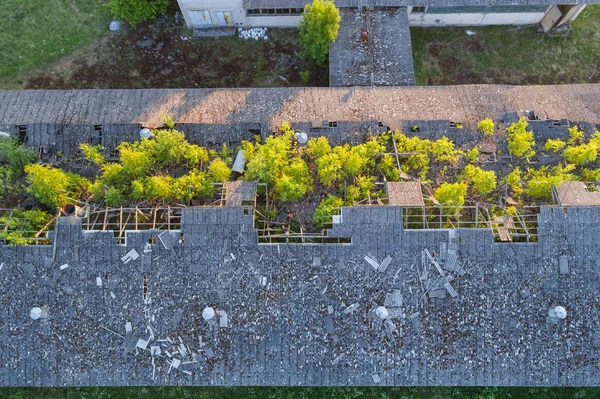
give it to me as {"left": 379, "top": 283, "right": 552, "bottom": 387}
{"left": 208, "top": 158, "right": 232, "bottom": 183}
{"left": 526, "top": 164, "right": 576, "bottom": 200}
{"left": 276, "top": 158, "right": 313, "bottom": 202}
{"left": 431, "top": 137, "right": 461, "bottom": 163}
{"left": 108, "top": 0, "right": 169, "bottom": 27}
{"left": 543, "top": 139, "right": 566, "bottom": 152}
{"left": 563, "top": 144, "right": 597, "bottom": 165}
{"left": 245, "top": 131, "right": 293, "bottom": 186}
{"left": 0, "top": 137, "right": 35, "bottom": 176}
{"left": 316, "top": 151, "right": 343, "bottom": 186}
{"left": 466, "top": 147, "right": 480, "bottom": 163}
{"left": 506, "top": 117, "right": 535, "bottom": 159}
{"left": 313, "top": 195, "right": 343, "bottom": 228}
{"left": 461, "top": 164, "right": 497, "bottom": 196}
{"left": 80, "top": 144, "right": 105, "bottom": 166}
{"left": 298, "top": 0, "right": 341, "bottom": 66}
{"left": 568, "top": 125, "right": 585, "bottom": 145}
{"left": 503, "top": 167, "right": 524, "bottom": 199}
{"left": 379, "top": 154, "right": 401, "bottom": 181}
{"left": 104, "top": 186, "right": 125, "bottom": 207}
{"left": 118, "top": 143, "right": 152, "bottom": 179}
{"left": 145, "top": 175, "right": 175, "bottom": 202}
{"left": 24, "top": 164, "right": 70, "bottom": 207}
{"left": 478, "top": 118, "right": 495, "bottom": 136}
{"left": 307, "top": 136, "right": 332, "bottom": 159}
{"left": 185, "top": 145, "right": 209, "bottom": 167}
{"left": 434, "top": 182, "right": 467, "bottom": 208}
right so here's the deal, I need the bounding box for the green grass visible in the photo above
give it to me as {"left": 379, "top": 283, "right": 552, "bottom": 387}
{"left": 411, "top": 5, "right": 600, "bottom": 85}
{"left": 0, "top": 0, "right": 112, "bottom": 89}
{"left": 1, "top": 387, "right": 600, "bottom": 399}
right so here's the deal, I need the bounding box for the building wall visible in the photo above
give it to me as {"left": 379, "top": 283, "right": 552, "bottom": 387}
{"left": 408, "top": 7, "right": 549, "bottom": 26}
{"left": 246, "top": 15, "right": 302, "bottom": 27}
{"left": 177, "top": 0, "right": 248, "bottom": 28}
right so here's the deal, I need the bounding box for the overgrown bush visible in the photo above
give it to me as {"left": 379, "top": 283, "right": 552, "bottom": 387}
{"left": 0, "top": 137, "right": 36, "bottom": 176}
{"left": 568, "top": 126, "right": 585, "bottom": 145}
{"left": 209, "top": 158, "right": 232, "bottom": 183}
{"left": 563, "top": 144, "right": 597, "bottom": 165}
{"left": 108, "top": 0, "right": 169, "bottom": 27}
{"left": 466, "top": 147, "right": 480, "bottom": 163}
{"left": 506, "top": 117, "right": 535, "bottom": 159}
{"left": 24, "top": 164, "right": 71, "bottom": 208}
{"left": 431, "top": 137, "right": 462, "bottom": 163}
{"left": 526, "top": 164, "right": 576, "bottom": 200}
{"left": 276, "top": 158, "right": 313, "bottom": 202}
{"left": 503, "top": 167, "right": 524, "bottom": 199}
{"left": 80, "top": 144, "right": 105, "bottom": 166}
{"left": 478, "top": 118, "right": 495, "bottom": 136}
{"left": 307, "top": 136, "right": 332, "bottom": 159}
{"left": 313, "top": 195, "right": 343, "bottom": 228}
{"left": 0, "top": 209, "right": 52, "bottom": 245}
{"left": 434, "top": 182, "right": 467, "bottom": 208}
{"left": 461, "top": 165, "right": 497, "bottom": 196}
{"left": 543, "top": 139, "right": 566, "bottom": 152}
{"left": 298, "top": 0, "right": 341, "bottom": 66}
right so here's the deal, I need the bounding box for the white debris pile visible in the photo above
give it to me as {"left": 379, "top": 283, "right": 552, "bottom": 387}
{"left": 238, "top": 27, "right": 268, "bottom": 41}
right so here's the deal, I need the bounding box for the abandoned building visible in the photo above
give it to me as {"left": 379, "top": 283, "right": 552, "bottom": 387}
{"left": 1, "top": 86, "right": 600, "bottom": 386}
{"left": 177, "top": 1, "right": 595, "bottom": 31}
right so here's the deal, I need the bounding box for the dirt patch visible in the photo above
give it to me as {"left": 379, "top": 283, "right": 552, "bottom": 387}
{"left": 428, "top": 43, "right": 443, "bottom": 57}
{"left": 25, "top": 14, "right": 326, "bottom": 89}
{"left": 438, "top": 56, "right": 461, "bottom": 75}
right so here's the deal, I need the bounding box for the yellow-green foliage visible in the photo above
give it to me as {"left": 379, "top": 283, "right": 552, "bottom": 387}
{"left": 461, "top": 164, "right": 497, "bottom": 196}
{"left": 276, "top": 158, "right": 313, "bottom": 202}
{"left": 466, "top": 147, "right": 480, "bottom": 163}
{"left": 104, "top": 186, "right": 124, "bottom": 207}
{"left": 478, "top": 118, "right": 495, "bottom": 136}
{"left": 245, "top": 129, "right": 293, "bottom": 186}
{"left": 316, "top": 150, "right": 344, "bottom": 186}
{"left": 145, "top": 175, "right": 175, "bottom": 202}
{"left": 298, "top": 0, "right": 341, "bottom": 66}
{"left": 184, "top": 145, "right": 209, "bottom": 167}
{"left": 393, "top": 132, "right": 431, "bottom": 179}
{"left": 379, "top": 154, "right": 401, "bottom": 181}
{"left": 589, "top": 131, "right": 600, "bottom": 148}
{"left": 118, "top": 143, "right": 152, "bottom": 179}
{"left": 503, "top": 167, "right": 524, "bottom": 199}
{"left": 208, "top": 158, "right": 232, "bottom": 183}
{"left": 131, "top": 180, "right": 145, "bottom": 201}
{"left": 0, "top": 137, "right": 36, "bottom": 176}
{"left": 100, "top": 163, "right": 124, "bottom": 187}
{"left": 431, "top": 137, "right": 462, "bottom": 163}
{"left": 0, "top": 209, "right": 52, "bottom": 245}
{"left": 580, "top": 168, "right": 600, "bottom": 182}
{"left": 313, "top": 195, "right": 343, "bottom": 228}
{"left": 563, "top": 144, "right": 598, "bottom": 165}
{"left": 568, "top": 126, "right": 585, "bottom": 145}
{"left": 172, "top": 171, "right": 213, "bottom": 202}
{"left": 306, "top": 136, "right": 332, "bottom": 158}
{"left": 526, "top": 164, "right": 576, "bottom": 200}
{"left": 543, "top": 139, "right": 566, "bottom": 152}
{"left": 434, "top": 182, "right": 468, "bottom": 213}
{"left": 24, "top": 164, "right": 70, "bottom": 207}
{"left": 79, "top": 144, "right": 105, "bottom": 166}
{"left": 506, "top": 117, "right": 535, "bottom": 159}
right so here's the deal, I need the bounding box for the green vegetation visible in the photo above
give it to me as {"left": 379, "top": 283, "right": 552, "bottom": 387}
{"left": 0, "top": 209, "right": 52, "bottom": 245}
{"left": 544, "top": 138, "right": 566, "bottom": 152}
{"left": 506, "top": 117, "right": 535, "bottom": 159}
{"left": 478, "top": 118, "right": 495, "bottom": 136}
{"left": 563, "top": 143, "right": 598, "bottom": 165}
{"left": 526, "top": 164, "right": 576, "bottom": 200}
{"left": 411, "top": 5, "right": 600, "bottom": 86}
{"left": 108, "top": 0, "right": 168, "bottom": 27}
{"left": 0, "top": 137, "right": 36, "bottom": 176}
{"left": 313, "top": 195, "right": 343, "bottom": 228}
{"left": 24, "top": 164, "right": 72, "bottom": 208}
{"left": 434, "top": 182, "right": 467, "bottom": 208}
{"left": 461, "top": 164, "right": 497, "bottom": 196}
{"left": 0, "top": 0, "right": 112, "bottom": 89}
{"left": 465, "top": 146, "right": 480, "bottom": 163}
{"left": 503, "top": 166, "right": 524, "bottom": 200}
{"left": 298, "top": 0, "right": 341, "bottom": 66}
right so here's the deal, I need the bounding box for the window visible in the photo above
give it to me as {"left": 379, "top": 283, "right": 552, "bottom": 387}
{"left": 246, "top": 8, "right": 304, "bottom": 16}
{"left": 411, "top": 6, "right": 426, "bottom": 13}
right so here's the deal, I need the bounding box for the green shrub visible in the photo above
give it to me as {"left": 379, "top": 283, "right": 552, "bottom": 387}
{"left": 245, "top": 129, "right": 293, "bottom": 186}
{"left": 108, "top": 0, "right": 169, "bottom": 27}
{"left": 131, "top": 180, "right": 145, "bottom": 201}
{"left": 431, "top": 137, "right": 461, "bottom": 163}
{"left": 185, "top": 145, "right": 209, "bottom": 167}
{"left": 526, "top": 164, "right": 576, "bottom": 200}
{"left": 313, "top": 195, "right": 343, "bottom": 228}
{"left": 118, "top": 143, "right": 152, "bottom": 179}
{"left": 208, "top": 158, "right": 231, "bottom": 183}
{"left": 101, "top": 163, "right": 124, "bottom": 187}
{"left": 300, "top": 70, "right": 311, "bottom": 84}
{"left": 145, "top": 175, "right": 175, "bottom": 202}
{"left": 461, "top": 164, "right": 497, "bottom": 196}
{"left": 24, "top": 164, "right": 70, "bottom": 207}
{"left": 0, "top": 137, "right": 36, "bottom": 176}
{"left": 379, "top": 154, "right": 401, "bottom": 181}
{"left": 79, "top": 144, "right": 105, "bottom": 166}
{"left": 0, "top": 209, "right": 52, "bottom": 245}
{"left": 404, "top": 153, "right": 430, "bottom": 180}
{"left": 104, "top": 186, "right": 125, "bottom": 207}
{"left": 144, "top": 129, "right": 189, "bottom": 168}
{"left": 503, "top": 167, "right": 524, "bottom": 199}
{"left": 434, "top": 182, "right": 467, "bottom": 208}
{"left": 466, "top": 147, "right": 480, "bottom": 163}
{"left": 173, "top": 171, "right": 213, "bottom": 202}
{"left": 298, "top": 0, "right": 341, "bottom": 66}
{"left": 276, "top": 158, "right": 313, "bottom": 202}
{"left": 563, "top": 144, "right": 597, "bottom": 165}
{"left": 506, "top": 117, "right": 535, "bottom": 159}
{"left": 478, "top": 118, "right": 495, "bottom": 136}
{"left": 306, "top": 136, "right": 332, "bottom": 158}
{"left": 568, "top": 125, "right": 585, "bottom": 145}
{"left": 316, "top": 151, "right": 343, "bottom": 186}
{"left": 544, "top": 139, "right": 566, "bottom": 152}
{"left": 580, "top": 168, "right": 600, "bottom": 182}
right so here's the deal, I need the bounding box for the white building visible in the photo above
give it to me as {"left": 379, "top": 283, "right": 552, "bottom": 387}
{"left": 177, "top": 1, "right": 594, "bottom": 32}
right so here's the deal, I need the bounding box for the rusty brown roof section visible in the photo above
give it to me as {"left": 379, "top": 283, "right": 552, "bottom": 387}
{"left": 554, "top": 181, "right": 600, "bottom": 206}
{"left": 386, "top": 181, "right": 425, "bottom": 206}
{"left": 1, "top": 85, "right": 599, "bottom": 130}
{"left": 224, "top": 181, "right": 258, "bottom": 206}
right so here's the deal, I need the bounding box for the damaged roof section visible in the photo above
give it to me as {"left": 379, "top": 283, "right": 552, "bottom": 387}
{"left": 553, "top": 181, "right": 600, "bottom": 206}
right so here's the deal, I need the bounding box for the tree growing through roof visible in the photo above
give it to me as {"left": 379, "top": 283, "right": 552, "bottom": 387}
{"left": 563, "top": 144, "right": 598, "bottom": 165}
{"left": 461, "top": 164, "right": 497, "bottom": 196}
{"left": 465, "top": 146, "right": 480, "bottom": 163}
{"left": 503, "top": 166, "right": 524, "bottom": 199}
{"left": 208, "top": 158, "right": 232, "bottom": 183}
{"left": 431, "top": 136, "right": 462, "bottom": 163}
{"left": 506, "top": 117, "right": 535, "bottom": 159}
{"left": 543, "top": 139, "right": 566, "bottom": 153}
{"left": 108, "top": 0, "right": 169, "bottom": 27}
{"left": 298, "top": 0, "right": 341, "bottom": 66}
{"left": 526, "top": 164, "right": 576, "bottom": 200}
{"left": 478, "top": 118, "right": 495, "bottom": 136}
{"left": 434, "top": 182, "right": 467, "bottom": 207}
{"left": 568, "top": 125, "right": 585, "bottom": 145}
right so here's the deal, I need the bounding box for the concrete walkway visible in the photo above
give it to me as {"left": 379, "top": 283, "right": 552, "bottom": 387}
{"left": 329, "top": 7, "right": 416, "bottom": 87}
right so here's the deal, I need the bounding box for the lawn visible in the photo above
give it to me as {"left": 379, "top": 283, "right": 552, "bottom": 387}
{"left": 1, "top": 387, "right": 600, "bottom": 399}
{"left": 411, "top": 5, "right": 600, "bottom": 85}
{"left": 0, "top": 0, "right": 112, "bottom": 89}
